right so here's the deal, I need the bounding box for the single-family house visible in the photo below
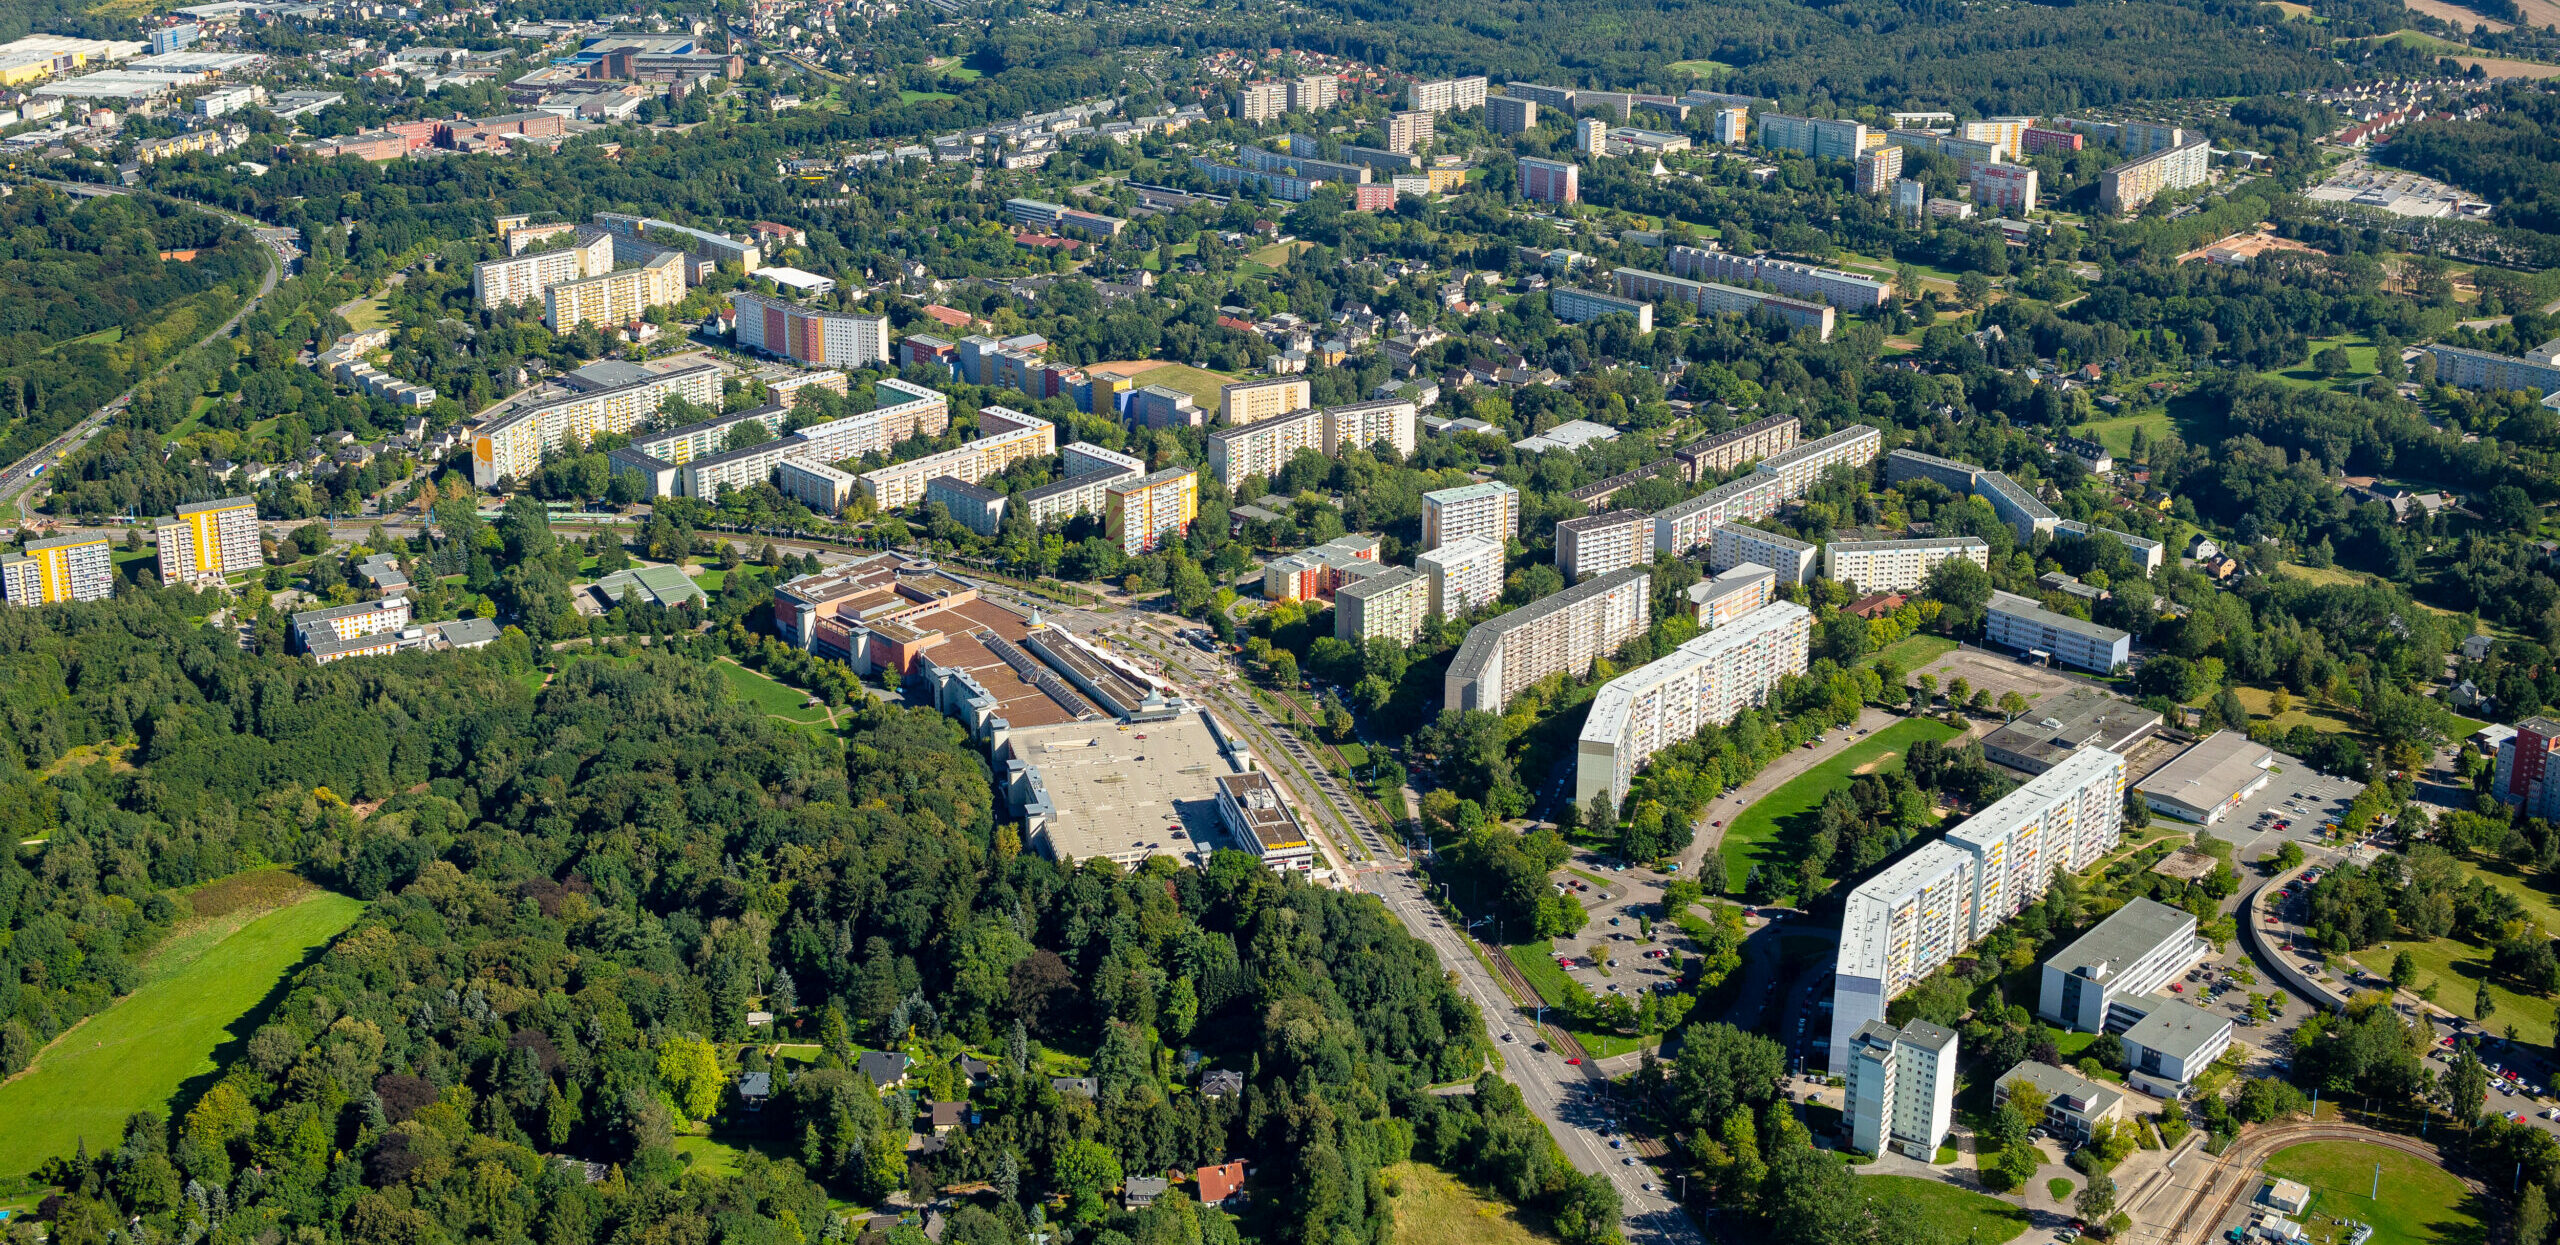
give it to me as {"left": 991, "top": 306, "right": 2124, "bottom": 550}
{"left": 1197, "top": 1161, "right": 1247, "bottom": 1208}
{"left": 857, "top": 1050, "right": 911, "bottom": 1089}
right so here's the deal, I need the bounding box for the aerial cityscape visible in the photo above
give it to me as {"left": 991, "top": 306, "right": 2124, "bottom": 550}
{"left": 0, "top": 2, "right": 2556, "bottom": 1245}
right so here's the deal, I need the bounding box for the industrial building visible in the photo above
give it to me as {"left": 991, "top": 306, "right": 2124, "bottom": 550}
{"left": 2133, "top": 730, "right": 2275, "bottom": 825}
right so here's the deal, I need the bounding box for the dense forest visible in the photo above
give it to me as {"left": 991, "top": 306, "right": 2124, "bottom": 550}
{"left": 0, "top": 590, "right": 1628, "bottom": 1245}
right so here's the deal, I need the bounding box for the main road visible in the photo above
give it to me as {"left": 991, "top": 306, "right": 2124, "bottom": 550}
{"left": 0, "top": 177, "right": 290, "bottom": 520}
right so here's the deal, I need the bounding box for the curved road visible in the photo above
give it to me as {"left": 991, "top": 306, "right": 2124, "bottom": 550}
{"left": 0, "top": 177, "right": 288, "bottom": 520}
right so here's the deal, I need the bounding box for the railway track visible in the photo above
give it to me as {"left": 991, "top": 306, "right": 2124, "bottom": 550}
{"left": 2166, "top": 1122, "right": 2474, "bottom": 1245}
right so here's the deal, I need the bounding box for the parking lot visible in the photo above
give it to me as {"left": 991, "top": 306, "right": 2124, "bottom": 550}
{"left": 1545, "top": 854, "right": 1687, "bottom": 1009}
{"left": 2171, "top": 754, "right": 2365, "bottom": 858}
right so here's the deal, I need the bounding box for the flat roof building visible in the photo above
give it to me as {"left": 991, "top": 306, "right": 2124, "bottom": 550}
{"left": 2118, "top": 1001, "right": 2233, "bottom": 1097}
{"left": 1993, "top": 1061, "right": 2126, "bottom": 1143}
{"left": 1556, "top": 509, "right": 1653, "bottom": 583}
{"left": 1416, "top": 534, "right": 1505, "bottom": 619}
{"left": 1945, "top": 745, "right": 2127, "bottom": 938}
{"left": 1710, "top": 524, "right": 1817, "bottom": 584}
{"left": 1336, "top": 564, "right": 1428, "bottom": 647}
{"left": 2133, "top": 730, "right": 2274, "bottom": 825}
{"left": 1980, "top": 687, "right": 2163, "bottom": 774}
{"left": 1845, "top": 1019, "right": 1958, "bottom": 1159}
{"left": 1445, "top": 566, "right": 1650, "bottom": 714}
{"left": 1, "top": 534, "right": 113, "bottom": 606}
{"left": 2039, "top": 896, "right": 2207, "bottom": 1033}
{"left": 1215, "top": 770, "right": 1317, "bottom": 872}
{"left": 1575, "top": 599, "right": 1811, "bottom": 812}
{"left": 1823, "top": 536, "right": 1989, "bottom": 593}
{"left": 996, "top": 708, "right": 1250, "bottom": 870}
{"left": 1829, "top": 842, "right": 1976, "bottom": 1073}
{"left": 1986, "top": 590, "right": 2129, "bottom": 673}
{"left": 1423, "top": 481, "right": 1520, "bottom": 551}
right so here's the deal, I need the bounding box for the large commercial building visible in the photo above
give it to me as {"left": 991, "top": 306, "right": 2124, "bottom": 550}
{"left": 858, "top": 405, "right": 1055, "bottom": 510}
{"left": 1829, "top": 842, "right": 1977, "bottom": 1073}
{"left": 2135, "top": 730, "right": 2275, "bottom": 825}
{"left": 473, "top": 230, "right": 613, "bottom": 308}
{"left": 730, "top": 291, "right": 890, "bottom": 368}
{"left": 1557, "top": 509, "right": 1654, "bottom": 583}
{"left": 1215, "top": 770, "right": 1317, "bottom": 872}
{"left": 1, "top": 533, "right": 112, "bottom": 605}
{"left": 1336, "top": 565, "right": 1428, "bottom": 646}
{"left": 1710, "top": 524, "right": 1818, "bottom": 584}
{"left": 1415, "top": 534, "right": 1505, "bottom": 619}
{"left": 998, "top": 708, "right": 1252, "bottom": 870}
{"left": 1518, "top": 157, "right": 1579, "bottom": 205}
{"left": 1987, "top": 590, "right": 2130, "bottom": 672}
{"left": 1423, "top": 481, "right": 1520, "bottom": 550}
{"left": 1675, "top": 415, "right": 1798, "bottom": 480}
{"left": 475, "top": 361, "right": 724, "bottom": 488}
{"left": 1664, "top": 246, "right": 1891, "bottom": 312}
{"left": 1845, "top": 1019, "right": 1958, "bottom": 1159}
{"left": 1574, "top": 599, "right": 1811, "bottom": 810}
{"left": 544, "top": 251, "right": 685, "bottom": 331}
{"left": 1407, "top": 76, "right": 1488, "bottom": 114}
{"left": 1823, "top": 536, "right": 1990, "bottom": 593}
{"left": 1945, "top": 746, "right": 2128, "bottom": 933}
{"left": 1445, "top": 566, "right": 1650, "bottom": 714}
{"left": 1757, "top": 113, "right": 1868, "bottom": 161}
{"left": 156, "top": 494, "right": 260, "bottom": 586}
{"left": 2098, "top": 137, "right": 2212, "bottom": 215}
{"left": 1107, "top": 467, "right": 1198, "bottom": 555}
{"left": 2039, "top": 897, "right": 2208, "bottom": 1033}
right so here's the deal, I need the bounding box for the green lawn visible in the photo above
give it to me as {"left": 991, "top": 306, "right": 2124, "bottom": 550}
{"left": 1855, "top": 1174, "right": 2031, "bottom": 1244}
{"left": 2262, "top": 332, "right": 2388, "bottom": 394}
{"left": 0, "top": 888, "right": 365, "bottom": 1177}
{"left": 899, "top": 89, "right": 957, "bottom": 103}
{"left": 1868, "top": 634, "right": 1956, "bottom": 674}
{"left": 1720, "top": 718, "right": 1962, "bottom": 893}
{"left": 2363, "top": 930, "right": 2557, "bottom": 1042}
{"left": 335, "top": 296, "right": 395, "bottom": 334}
{"left": 1666, "top": 58, "right": 1736, "bottom": 75}
{"left": 2080, "top": 409, "right": 2174, "bottom": 459}
{"left": 713, "top": 660, "right": 834, "bottom": 726}
{"left": 2263, "top": 1140, "right": 2484, "bottom": 1245}
{"left": 1125, "top": 362, "right": 1238, "bottom": 411}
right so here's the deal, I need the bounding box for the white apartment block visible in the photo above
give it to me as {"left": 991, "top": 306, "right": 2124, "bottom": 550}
{"left": 1946, "top": 746, "right": 2126, "bottom": 937}
{"left": 474, "top": 363, "right": 723, "bottom": 488}
{"left": 1325, "top": 398, "right": 1417, "bottom": 458}
{"left": 1423, "top": 481, "right": 1520, "bottom": 550}
{"left": 2054, "top": 520, "right": 2165, "bottom": 574}
{"left": 1407, "top": 75, "right": 1488, "bottom": 114}
{"left": 1556, "top": 509, "right": 1652, "bottom": 582}
{"left": 1445, "top": 567, "right": 1649, "bottom": 714}
{"left": 2098, "top": 137, "right": 2211, "bottom": 215}
{"left": 1829, "top": 841, "right": 1977, "bottom": 1073}
{"left": 1220, "top": 376, "right": 1311, "bottom": 425}
{"left": 544, "top": 252, "right": 685, "bottom": 331}
{"left": 1, "top": 534, "right": 112, "bottom": 605}
{"left": 473, "top": 231, "right": 612, "bottom": 309}
{"left": 1205, "top": 399, "right": 1415, "bottom": 486}
{"left": 1652, "top": 474, "right": 1781, "bottom": 557}
{"left": 1387, "top": 109, "right": 1433, "bottom": 154}
{"left": 157, "top": 494, "right": 260, "bottom": 585}
{"left": 1709, "top": 523, "right": 1818, "bottom": 584}
{"left": 1575, "top": 599, "right": 1811, "bottom": 811}
{"left": 1415, "top": 535, "right": 1505, "bottom": 619}
{"left": 859, "top": 405, "right": 1056, "bottom": 509}
{"left": 1689, "top": 562, "right": 1777, "bottom": 629}
{"left": 1757, "top": 424, "right": 1881, "bottom": 495}
{"left": 1845, "top": 1020, "right": 1959, "bottom": 1159}
{"left": 1336, "top": 565, "right": 1428, "bottom": 646}
{"left": 1664, "top": 245, "right": 1892, "bottom": 311}
{"left": 1823, "top": 536, "right": 1990, "bottom": 593}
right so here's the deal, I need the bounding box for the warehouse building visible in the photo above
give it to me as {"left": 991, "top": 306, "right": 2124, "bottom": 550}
{"left": 2133, "top": 730, "right": 2274, "bottom": 825}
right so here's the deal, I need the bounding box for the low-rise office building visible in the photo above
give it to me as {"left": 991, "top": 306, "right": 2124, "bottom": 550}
{"left": 1980, "top": 687, "right": 2163, "bottom": 774}
{"left": 2039, "top": 896, "right": 2209, "bottom": 1033}
{"left": 1215, "top": 771, "right": 1316, "bottom": 872}
{"left": 1993, "top": 1061, "right": 2126, "bottom": 1142}
{"left": 2118, "top": 1001, "right": 2233, "bottom": 1097}
{"left": 1986, "top": 590, "right": 2129, "bottom": 672}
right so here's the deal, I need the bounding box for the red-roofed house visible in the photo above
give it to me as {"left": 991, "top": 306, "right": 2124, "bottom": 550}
{"left": 1196, "top": 1161, "right": 1247, "bottom": 1207}
{"left": 752, "top": 221, "right": 807, "bottom": 248}
{"left": 921, "top": 304, "right": 978, "bottom": 332}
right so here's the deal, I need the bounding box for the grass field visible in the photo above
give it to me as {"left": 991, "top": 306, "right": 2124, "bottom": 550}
{"left": 0, "top": 886, "right": 364, "bottom": 1177}
{"left": 1720, "top": 718, "right": 1962, "bottom": 892}
{"left": 714, "top": 660, "right": 834, "bottom": 726}
{"left": 2363, "top": 933, "right": 2554, "bottom": 1043}
{"left": 2263, "top": 1140, "right": 2483, "bottom": 1245}
{"left": 2227, "top": 686, "right": 2366, "bottom": 740}
{"left": 1385, "top": 1162, "right": 1560, "bottom": 1245}
{"left": 1248, "top": 239, "right": 1313, "bottom": 268}
{"left": 899, "top": 89, "right": 957, "bottom": 103}
{"left": 1665, "top": 58, "right": 1735, "bottom": 75}
{"left": 335, "top": 296, "right": 395, "bottom": 334}
{"left": 1869, "top": 635, "right": 1956, "bottom": 674}
{"left": 2080, "top": 410, "right": 2174, "bottom": 459}
{"left": 1124, "top": 362, "right": 1237, "bottom": 410}
{"left": 1856, "top": 1174, "right": 2031, "bottom": 1244}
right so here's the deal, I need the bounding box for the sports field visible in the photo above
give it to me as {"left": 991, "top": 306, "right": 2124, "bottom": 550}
{"left": 0, "top": 885, "right": 364, "bottom": 1177}
{"left": 1720, "top": 718, "right": 1960, "bottom": 892}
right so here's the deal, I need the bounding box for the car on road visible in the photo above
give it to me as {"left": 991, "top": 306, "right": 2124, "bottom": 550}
{"left": 1501, "top": 1032, "right": 1515, "bottom": 1042}
{"left": 1566, "top": 1056, "right": 1583, "bottom": 1065}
